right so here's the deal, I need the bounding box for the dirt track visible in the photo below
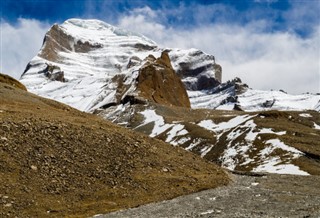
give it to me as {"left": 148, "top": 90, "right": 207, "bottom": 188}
{"left": 100, "top": 173, "right": 320, "bottom": 218}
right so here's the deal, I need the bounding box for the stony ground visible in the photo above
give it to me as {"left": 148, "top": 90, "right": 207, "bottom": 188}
{"left": 100, "top": 172, "right": 320, "bottom": 218}
{"left": 0, "top": 80, "right": 229, "bottom": 217}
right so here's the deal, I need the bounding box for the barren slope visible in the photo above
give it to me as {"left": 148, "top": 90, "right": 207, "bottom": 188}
{"left": 99, "top": 102, "right": 320, "bottom": 175}
{"left": 0, "top": 79, "right": 229, "bottom": 217}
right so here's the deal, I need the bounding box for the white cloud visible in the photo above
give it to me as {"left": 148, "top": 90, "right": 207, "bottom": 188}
{"left": 118, "top": 6, "right": 166, "bottom": 41}
{"left": 0, "top": 18, "right": 50, "bottom": 79}
{"left": 117, "top": 7, "right": 320, "bottom": 94}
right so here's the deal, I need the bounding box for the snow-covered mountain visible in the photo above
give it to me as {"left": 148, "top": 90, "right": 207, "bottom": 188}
{"left": 20, "top": 18, "right": 319, "bottom": 112}
{"left": 20, "top": 18, "right": 219, "bottom": 112}
{"left": 20, "top": 19, "right": 320, "bottom": 176}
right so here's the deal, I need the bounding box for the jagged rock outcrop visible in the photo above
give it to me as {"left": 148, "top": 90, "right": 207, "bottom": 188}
{"left": 169, "top": 49, "right": 221, "bottom": 91}
{"left": 40, "top": 64, "right": 65, "bottom": 82}
{"left": 0, "top": 73, "right": 27, "bottom": 91}
{"left": 136, "top": 52, "right": 191, "bottom": 108}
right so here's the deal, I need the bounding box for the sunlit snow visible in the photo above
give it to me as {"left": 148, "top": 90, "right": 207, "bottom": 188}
{"left": 137, "top": 109, "right": 173, "bottom": 137}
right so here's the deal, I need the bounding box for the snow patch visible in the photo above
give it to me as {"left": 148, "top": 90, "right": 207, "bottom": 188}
{"left": 185, "top": 139, "right": 202, "bottom": 151}
{"left": 252, "top": 139, "right": 308, "bottom": 175}
{"left": 253, "top": 157, "right": 309, "bottom": 176}
{"left": 165, "top": 124, "right": 187, "bottom": 143}
{"left": 313, "top": 122, "right": 320, "bottom": 130}
{"left": 299, "top": 113, "right": 312, "bottom": 118}
{"left": 137, "top": 109, "right": 173, "bottom": 137}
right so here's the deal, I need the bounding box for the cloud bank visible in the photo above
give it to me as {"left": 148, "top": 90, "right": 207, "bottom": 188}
{"left": 0, "top": 19, "right": 50, "bottom": 79}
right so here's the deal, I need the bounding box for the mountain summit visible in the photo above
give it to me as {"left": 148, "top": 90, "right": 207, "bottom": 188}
{"left": 21, "top": 18, "right": 219, "bottom": 112}
{"left": 21, "top": 18, "right": 319, "bottom": 112}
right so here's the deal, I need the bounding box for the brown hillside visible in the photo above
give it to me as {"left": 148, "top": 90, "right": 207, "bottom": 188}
{"left": 0, "top": 82, "right": 229, "bottom": 217}
{"left": 0, "top": 73, "right": 27, "bottom": 91}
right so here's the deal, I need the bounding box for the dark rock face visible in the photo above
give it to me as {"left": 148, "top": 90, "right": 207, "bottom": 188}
{"left": 262, "top": 99, "right": 276, "bottom": 108}
{"left": 209, "top": 77, "right": 248, "bottom": 96}
{"left": 39, "top": 64, "right": 65, "bottom": 82}
{"left": 136, "top": 51, "right": 191, "bottom": 108}
{"left": 39, "top": 24, "right": 102, "bottom": 62}
{"left": 197, "top": 75, "right": 220, "bottom": 91}
{"left": 127, "top": 56, "right": 142, "bottom": 69}
{"left": 133, "top": 43, "right": 157, "bottom": 51}
{"left": 214, "top": 64, "right": 222, "bottom": 83}
{"left": 170, "top": 50, "right": 221, "bottom": 91}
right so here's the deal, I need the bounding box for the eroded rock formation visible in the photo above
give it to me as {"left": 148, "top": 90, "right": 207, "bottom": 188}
{"left": 136, "top": 51, "right": 191, "bottom": 108}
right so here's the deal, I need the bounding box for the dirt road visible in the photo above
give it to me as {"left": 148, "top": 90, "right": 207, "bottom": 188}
{"left": 99, "top": 173, "right": 320, "bottom": 218}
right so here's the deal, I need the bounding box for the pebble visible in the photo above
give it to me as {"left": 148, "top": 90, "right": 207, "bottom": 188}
{"left": 162, "top": 167, "right": 169, "bottom": 172}
{"left": 31, "top": 165, "right": 38, "bottom": 171}
{"left": 0, "top": 137, "right": 8, "bottom": 141}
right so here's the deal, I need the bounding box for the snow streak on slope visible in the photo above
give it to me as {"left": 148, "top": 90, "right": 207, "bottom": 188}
{"left": 136, "top": 109, "right": 174, "bottom": 137}
{"left": 314, "top": 122, "right": 320, "bottom": 130}
{"left": 197, "top": 115, "right": 309, "bottom": 175}
{"left": 136, "top": 107, "right": 309, "bottom": 175}
{"left": 137, "top": 109, "right": 190, "bottom": 146}
{"left": 252, "top": 139, "right": 308, "bottom": 175}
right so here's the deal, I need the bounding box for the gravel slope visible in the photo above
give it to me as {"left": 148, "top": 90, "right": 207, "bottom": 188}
{"left": 101, "top": 173, "right": 320, "bottom": 218}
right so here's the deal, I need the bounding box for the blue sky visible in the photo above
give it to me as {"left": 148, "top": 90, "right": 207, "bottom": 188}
{"left": 1, "top": 0, "right": 319, "bottom": 93}
{"left": 0, "top": 0, "right": 312, "bottom": 36}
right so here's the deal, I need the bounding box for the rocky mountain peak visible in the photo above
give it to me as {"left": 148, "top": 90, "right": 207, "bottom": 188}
{"left": 20, "top": 19, "right": 221, "bottom": 112}
{"left": 20, "top": 18, "right": 319, "bottom": 113}
{"left": 136, "top": 51, "right": 191, "bottom": 108}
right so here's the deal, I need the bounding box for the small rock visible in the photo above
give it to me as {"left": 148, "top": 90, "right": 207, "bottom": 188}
{"left": 162, "top": 167, "right": 169, "bottom": 172}
{"left": 30, "top": 165, "right": 38, "bottom": 171}
{"left": 0, "top": 137, "right": 8, "bottom": 141}
{"left": 4, "top": 203, "right": 12, "bottom": 207}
